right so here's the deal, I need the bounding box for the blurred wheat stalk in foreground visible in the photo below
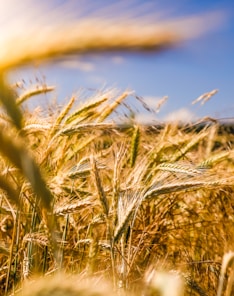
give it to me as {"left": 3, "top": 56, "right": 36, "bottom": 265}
{"left": 0, "top": 1, "right": 225, "bottom": 72}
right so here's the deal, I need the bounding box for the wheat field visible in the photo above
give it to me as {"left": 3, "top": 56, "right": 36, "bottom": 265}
{"left": 0, "top": 3, "right": 233, "bottom": 296}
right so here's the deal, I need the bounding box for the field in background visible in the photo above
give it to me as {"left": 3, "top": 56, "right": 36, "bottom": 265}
{"left": 0, "top": 85, "right": 233, "bottom": 295}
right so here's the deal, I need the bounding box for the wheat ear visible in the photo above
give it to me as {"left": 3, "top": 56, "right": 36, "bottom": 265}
{"left": 97, "top": 92, "right": 130, "bottom": 122}
{"left": 0, "top": 75, "right": 23, "bottom": 129}
{"left": 49, "top": 95, "right": 75, "bottom": 137}
{"left": 65, "top": 97, "right": 108, "bottom": 124}
{"left": 16, "top": 85, "right": 55, "bottom": 105}
{"left": 91, "top": 156, "right": 109, "bottom": 217}
{"left": 171, "top": 131, "right": 208, "bottom": 162}
{"left": 143, "top": 179, "right": 233, "bottom": 200}
{"left": 130, "top": 125, "right": 140, "bottom": 168}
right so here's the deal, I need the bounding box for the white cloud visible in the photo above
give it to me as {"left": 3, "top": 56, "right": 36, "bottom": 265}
{"left": 141, "top": 95, "right": 168, "bottom": 113}
{"left": 85, "top": 75, "right": 106, "bottom": 85}
{"left": 59, "top": 59, "right": 95, "bottom": 72}
{"left": 143, "top": 96, "right": 164, "bottom": 108}
{"left": 163, "top": 108, "right": 196, "bottom": 123}
{"left": 135, "top": 113, "right": 158, "bottom": 125}
{"left": 111, "top": 56, "right": 125, "bottom": 64}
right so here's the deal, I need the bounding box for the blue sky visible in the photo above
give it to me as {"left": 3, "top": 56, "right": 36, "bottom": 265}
{"left": 8, "top": 0, "right": 234, "bottom": 122}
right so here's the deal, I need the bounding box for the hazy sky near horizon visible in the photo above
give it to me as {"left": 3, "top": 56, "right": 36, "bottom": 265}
{"left": 6, "top": 0, "right": 234, "bottom": 122}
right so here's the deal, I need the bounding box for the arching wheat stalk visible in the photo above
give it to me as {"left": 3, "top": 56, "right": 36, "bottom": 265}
{"left": 0, "top": 2, "right": 224, "bottom": 71}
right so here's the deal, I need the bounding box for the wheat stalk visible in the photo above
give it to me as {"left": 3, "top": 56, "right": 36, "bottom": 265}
{"left": 130, "top": 125, "right": 140, "bottom": 168}
{"left": 91, "top": 156, "right": 109, "bottom": 217}
{"left": 54, "top": 200, "right": 95, "bottom": 216}
{"left": 171, "top": 131, "right": 209, "bottom": 162}
{"left": 49, "top": 96, "right": 76, "bottom": 137}
{"left": 16, "top": 85, "right": 55, "bottom": 105}
{"left": 198, "top": 150, "right": 231, "bottom": 168}
{"left": 157, "top": 162, "right": 204, "bottom": 176}
{"left": 65, "top": 97, "right": 108, "bottom": 124}
{"left": 217, "top": 252, "right": 234, "bottom": 296}
{"left": 53, "top": 123, "right": 117, "bottom": 138}
{"left": 97, "top": 92, "right": 130, "bottom": 122}
{"left": 0, "top": 75, "right": 23, "bottom": 129}
{"left": 23, "top": 123, "right": 52, "bottom": 132}
{"left": 0, "top": 6, "right": 223, "bottom": 71}
{"left": 143, "top": 179, "right": 234, "bottom": 200}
